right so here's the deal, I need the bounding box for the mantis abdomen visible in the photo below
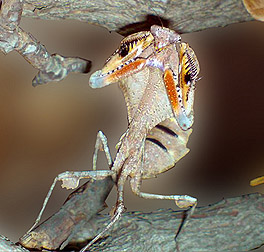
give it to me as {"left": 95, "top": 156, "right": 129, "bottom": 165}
{"left": 143, "top": 118, "right": 192, "bottom": 179}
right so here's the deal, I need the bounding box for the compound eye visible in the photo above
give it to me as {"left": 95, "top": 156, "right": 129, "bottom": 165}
{"left": 119, "top": 43, "right": 129, "bottom": 57}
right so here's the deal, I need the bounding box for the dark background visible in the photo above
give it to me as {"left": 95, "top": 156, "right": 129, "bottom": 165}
{"left": 0, "top": 18, "right": 264, "bottom": 243}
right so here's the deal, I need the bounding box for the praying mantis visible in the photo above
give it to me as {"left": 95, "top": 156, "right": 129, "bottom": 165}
{"left": 26, "top": 25, "right": 200, "bottom": 251}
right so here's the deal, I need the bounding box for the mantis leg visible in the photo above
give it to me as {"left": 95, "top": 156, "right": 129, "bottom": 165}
{"left": 92, "top": 130, "right": 113, "bottom": 170}
{"left": 80, "top": 171, "right": 127, "bottom": 252}
{"left": 130, "top": 175, "right": 197, "bottom": 209}
{"left": 129, "top": 174, "right": 197, "bottom": 242}
{"left": 27, "top": 131, "right": 114, "bottom": 233}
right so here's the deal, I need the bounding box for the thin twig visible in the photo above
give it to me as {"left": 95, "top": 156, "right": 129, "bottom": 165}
{"left": 0, "top": 0, "right": 91, "bottom": 86}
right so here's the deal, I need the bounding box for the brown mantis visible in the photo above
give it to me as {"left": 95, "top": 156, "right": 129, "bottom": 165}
{"left": 26, "top": 25, "right": 200, "bottom": 251}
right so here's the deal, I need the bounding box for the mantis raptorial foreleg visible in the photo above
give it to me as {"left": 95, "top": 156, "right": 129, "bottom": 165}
{"left": 27, "top": 130, "right": 114, "bottom": 233}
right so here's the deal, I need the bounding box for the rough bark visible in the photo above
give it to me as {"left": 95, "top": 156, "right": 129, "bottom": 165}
{"left": 86, "top": 193, "right": 264, "bottom": 251}
{"left": 0, "top": 235, "right": 29, "bottom": 252}
{"left": 21, "top": 0, "right": 253, "bottom": 35}
{"left": 12, "top": 188, "right": 264, "bottom": 251}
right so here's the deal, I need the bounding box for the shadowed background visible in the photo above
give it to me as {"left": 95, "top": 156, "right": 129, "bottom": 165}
{"left": 0, "top": 19, "right": 264, "bottom": 242}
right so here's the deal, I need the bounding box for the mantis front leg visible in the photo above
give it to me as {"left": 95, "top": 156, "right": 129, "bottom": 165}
{"left": 27, "top": 131, "right": 114, "bottom": 233}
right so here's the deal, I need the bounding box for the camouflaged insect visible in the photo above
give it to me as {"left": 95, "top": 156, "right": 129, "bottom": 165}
{"left": 27, "top": 25, "right": 200, "bottom": 251}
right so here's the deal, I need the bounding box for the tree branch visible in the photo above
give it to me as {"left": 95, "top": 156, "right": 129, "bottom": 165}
{"left": 0, "top": 235, "right": 29, "bottom": 252}
{"left": 17, "top": 176, "right": 264, "bottom": 252}
{"left": 0, "top": 0, "right": 91, "bottom": 86}
{"left": 21, "top": 0, "right": 253, "bottom": 35}
{"left": 88, "top": 193, "right": 264, "bottom": 251}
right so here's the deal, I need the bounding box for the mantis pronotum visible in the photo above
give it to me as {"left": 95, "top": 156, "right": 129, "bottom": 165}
{"left": 27, "top": 25, "right": 200, "bottom": 251}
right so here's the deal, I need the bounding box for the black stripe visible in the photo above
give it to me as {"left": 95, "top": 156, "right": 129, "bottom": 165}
{"left": 187, "top": 53, "right": 198, "bottom": 80}
{"left": 146, "top": 138, "right": 167, "bottom": 152}
{"left": 156, "top": 124, "right": 178, "bottom": 137}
